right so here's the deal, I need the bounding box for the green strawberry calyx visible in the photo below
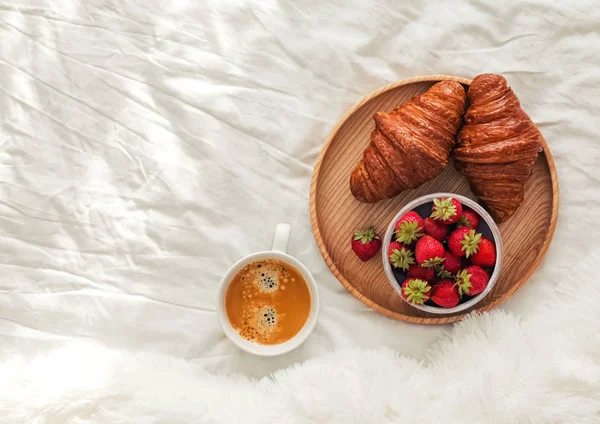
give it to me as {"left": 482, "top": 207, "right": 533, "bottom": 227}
{"left": 422, "top": 256, "right": 445, "bottom": 269}
{"left": 395, "top": 221, "right": 424, "bottom": 244}
{"left": 436, "top": 266, "right": 453, "bottom": 280}
{"left": 460, "top": 229, "right": 482, "bottom": 258}
{"left": 458, "top": 215, "right": 472, "bottom": 228}
{"left": 403, "top": 279, "right": 431, "bottom": 304}
{"left": 431, "top": 198, "right": 457, "bottom": 221}
{"left": 455, "top": 269, "right": 473, "bottom": 296}
{"left": 354, "top": 226, "right": 379, "bottom": 244}
{"left": 390, "top": 247, "right": 415, "bottom": 271}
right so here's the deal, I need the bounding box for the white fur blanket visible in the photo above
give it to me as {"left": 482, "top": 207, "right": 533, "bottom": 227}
{"left": 3, "top": 264, "right": 598, "bottom": 422}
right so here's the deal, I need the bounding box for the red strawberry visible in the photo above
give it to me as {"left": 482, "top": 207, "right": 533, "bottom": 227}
{"left": 458, "top": 207, "right": 481, "bottom": 229}
{"left": 448, "top": 227, "right": 482, "bottom": 258}
{"left": 448, "top": 227, "right": 471, "bottom": 257}
{"left": 443, "top": 250, "right": 462, "bottom": 274}
{"left": 394, "top": 211, "right": 424, "bottom": 244}
{"left": 470, "top": 237, "right": 497, "bottom": 268}
{"left": 407, "top": 264, "right": 435, "bottom": 281}
{"left": 401, "top": 278, "right": 432, "bottom": 305}
{"left": 430, "top": 197, "right": 463, "bottom": 225}
{"left": 437, "top": 250, "right": 462, "bottom": 279}
{"left": 431, "top": 280, "right": 460, "bottom": 308}
{"left": 456, "top": 266, "right": 489, "bottom": 296}
{"left": 388, "top": 241, "right": 415, "bottom": 271}
{"left": 388, "top": 241, "right": 404, "bottom": 258}
{"left": 351, "top": 226, "right": 381, "bottom": 262}
{"left": 415, "top": 235, "right": 445, "bottom": 268}
{"left": 423, "top": 217, "right": 448, "bottom": 241}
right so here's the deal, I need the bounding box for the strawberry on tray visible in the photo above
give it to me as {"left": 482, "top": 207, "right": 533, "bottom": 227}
{"left": 351, "top": 226, "right": 381, "bottom": 262}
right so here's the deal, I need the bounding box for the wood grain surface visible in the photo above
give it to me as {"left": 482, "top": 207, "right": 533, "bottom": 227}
{"left": 309, "top": 75, "right": 559, "bottom": 324}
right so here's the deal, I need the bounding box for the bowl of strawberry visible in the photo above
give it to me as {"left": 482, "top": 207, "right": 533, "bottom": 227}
{"left": 381, "top": 193, "right": 503, "bottom": 314}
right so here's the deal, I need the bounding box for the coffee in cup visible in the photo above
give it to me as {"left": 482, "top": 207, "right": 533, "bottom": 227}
{"left": 225, "top": 258, "right": 311, "bottom": 345}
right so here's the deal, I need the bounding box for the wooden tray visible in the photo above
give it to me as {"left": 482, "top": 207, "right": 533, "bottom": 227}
{"left": 310, "top": 75, "right": 559, "bottom": 324}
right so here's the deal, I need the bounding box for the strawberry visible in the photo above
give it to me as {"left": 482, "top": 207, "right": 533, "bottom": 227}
{"left": 437, "top": 250, "right": 462, "bottom": 279}
{"left": 388, "top": 241, "right": 415, "bottom": 271}
{"left": 458, "top": 207, "right": 481, "bottom": 229}
{"left": 394, "top": 211, "right": 424, "bottom": 244}
{"left": 455, "top": 266, "right": 489, "bottom": 296}
{"left": 431, "top": 280, "right": 460, "bottom": 308}
{"left": 401, "top": 278, "right": 432, "bottom": 305}
{"left": 351, "top": 226, "right": 381, "bottom": 262}
{"left": 415, "top": 235, "right": 445, "bottom": 268}
{"left": 430, "top": 197, "right": 463, "bottom": 225}
{"left": 443, "top": 250, "right": 462, "bottom": 273}
{"left": 423, "top": 217, "right": 448, "bottom": 241}
{"left": 407, "top": 264, "right": 435, "bottom": 281}
{"left": 448, "top": 227, "right": 482, "bottom": 258}
{"left": 469, "top": 237, "right": 497, "bottom": 268}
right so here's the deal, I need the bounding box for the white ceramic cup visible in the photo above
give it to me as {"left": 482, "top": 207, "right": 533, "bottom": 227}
{"left": 217, "top": 223, "right": 320, "bottom": 356}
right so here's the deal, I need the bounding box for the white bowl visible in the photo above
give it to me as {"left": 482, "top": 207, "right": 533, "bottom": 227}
{"left": 381, "top": 193, "right": 503, "bottom": 315}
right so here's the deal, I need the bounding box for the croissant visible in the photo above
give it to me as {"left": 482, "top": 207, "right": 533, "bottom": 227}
{"left": 454, "top": 74, "right": 543, "bottom": 222}
{"left": 350, "top": 81, "right": 467, "bottom": 202}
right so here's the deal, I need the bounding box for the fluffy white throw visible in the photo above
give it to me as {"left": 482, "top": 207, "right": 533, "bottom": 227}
{"left": 3, "top": 262, "right": 598, "bottom": 423}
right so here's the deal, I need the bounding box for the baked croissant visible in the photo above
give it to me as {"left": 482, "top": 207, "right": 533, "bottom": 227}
{"left": 454, "top": 74, "right": 543, "bottom": 222}
{"left": 350, "top": 81, "right": 467, "bottom": 202}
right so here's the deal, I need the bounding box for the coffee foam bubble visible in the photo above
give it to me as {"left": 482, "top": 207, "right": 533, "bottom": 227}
{"left": 249, "top": 263, "right": 280, "bottom": 293}
{"left": 258, "top": 305, "right": 277, "bottom": 328}
{"left": 238, "top": 304, "right": 279, "bottom": 343}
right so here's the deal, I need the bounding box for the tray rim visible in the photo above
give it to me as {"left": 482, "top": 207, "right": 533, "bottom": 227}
{"left": 309, "top": 74, "right": 559, "bottom": 324}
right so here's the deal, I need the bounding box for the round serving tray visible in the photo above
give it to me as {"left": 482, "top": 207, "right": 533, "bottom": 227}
{"left": 309, "top": 75, "right": 558, "bottom": 324}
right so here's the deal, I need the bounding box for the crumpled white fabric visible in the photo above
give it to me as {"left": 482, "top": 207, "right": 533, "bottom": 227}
{"left": 0, "top": 0, "right": 598, "bottom": 379}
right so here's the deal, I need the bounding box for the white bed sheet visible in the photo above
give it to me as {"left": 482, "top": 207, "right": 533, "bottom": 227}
{"left": 1, "top": 0, "right": 598, "bottom": 378}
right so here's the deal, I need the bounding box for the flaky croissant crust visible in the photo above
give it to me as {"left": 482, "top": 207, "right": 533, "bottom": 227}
{"left": 455, "top": 74, "right": 543, "bottom": 222}
{"left": 350, "top": 81, "right": 467, "bottom": 202}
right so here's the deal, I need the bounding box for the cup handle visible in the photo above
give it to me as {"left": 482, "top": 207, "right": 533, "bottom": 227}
{"left": 272, "top": 223, "right": 291, "bottom": 253}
